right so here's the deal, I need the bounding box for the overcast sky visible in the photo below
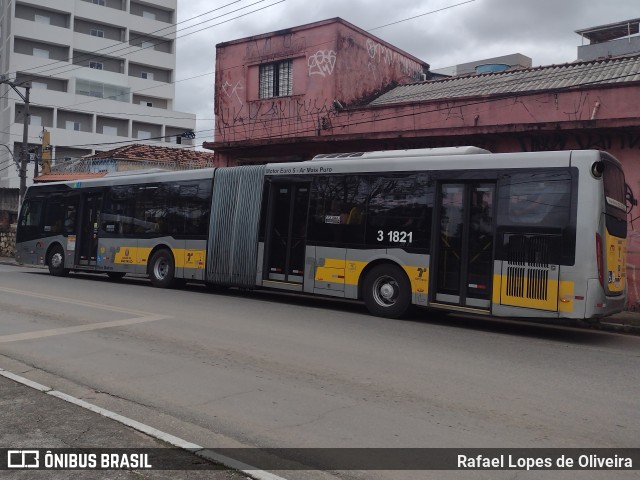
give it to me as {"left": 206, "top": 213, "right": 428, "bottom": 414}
{"left": 173, "top": 0, "right": 639, "bottom": 145}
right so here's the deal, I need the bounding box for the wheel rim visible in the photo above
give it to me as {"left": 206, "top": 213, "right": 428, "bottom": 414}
{"left": 51, "top": 252, "right": 63, "bottom": 269}
{"left": 154, "top": 258, "right": 169, "bottom": 280}
{"left": 372, "top": 275, "right": 399, "bottom": 307}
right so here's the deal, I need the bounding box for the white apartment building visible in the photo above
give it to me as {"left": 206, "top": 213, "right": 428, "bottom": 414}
{"left": 0, "top": 0, "right": 196, "bottom": 189}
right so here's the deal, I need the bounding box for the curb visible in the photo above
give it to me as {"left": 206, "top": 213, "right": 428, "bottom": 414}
{"left": 0, "top": 368, "right": 289, "bottom": 480}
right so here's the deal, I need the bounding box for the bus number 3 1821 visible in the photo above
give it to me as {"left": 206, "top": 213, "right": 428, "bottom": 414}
{"left": 377, "top": 230, "right": 413, "bottom": 243}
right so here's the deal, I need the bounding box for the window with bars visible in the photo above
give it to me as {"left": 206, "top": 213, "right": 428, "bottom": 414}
{"left": 259, "top": 60, "right": 292, "bottom": 99}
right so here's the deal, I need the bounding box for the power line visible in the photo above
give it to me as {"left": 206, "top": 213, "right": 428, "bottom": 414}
{"left": 5, "top": 1, "right": 454, "bottom": 127}
{"left": 212, "top": 69, "right": 640, "bottom": 144}
{"left": 7, "top": 0, "right": 250, "bottom": 80}
{"left": 48, "top": 63, "right": 640, "bottom": 151}
{"left": 19, "top": 0, "right": 281, "bottom": 80}
{"left": 368, "top": 0, "right": 477, "bottom": 31}
{"left": 8, "top": 1, "right": 285, "bottom": 122}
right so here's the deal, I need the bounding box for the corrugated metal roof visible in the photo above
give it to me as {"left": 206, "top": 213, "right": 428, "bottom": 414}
{"left": 369, "top": 55, "right": 640, "bottom": 106}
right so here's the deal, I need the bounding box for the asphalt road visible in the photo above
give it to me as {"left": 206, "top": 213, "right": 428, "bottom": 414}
{"left": 0, "top": 263, "right": 638, "bottom": 480}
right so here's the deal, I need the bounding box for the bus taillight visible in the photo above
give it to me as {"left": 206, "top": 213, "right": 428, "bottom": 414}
{"left": 596, "top": 233, "right": 604, "bottom": 287}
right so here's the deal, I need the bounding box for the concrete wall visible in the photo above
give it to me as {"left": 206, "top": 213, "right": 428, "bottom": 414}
{"left": 578, "top": 36, "right": 640, "bottom": 61}
{"left": 0, "top": 224, "right": 16, "bottom": 258}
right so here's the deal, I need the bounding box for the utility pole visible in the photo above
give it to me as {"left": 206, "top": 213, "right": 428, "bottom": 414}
{"left": 0, "top": 77, "right": 31, "bottom": 204}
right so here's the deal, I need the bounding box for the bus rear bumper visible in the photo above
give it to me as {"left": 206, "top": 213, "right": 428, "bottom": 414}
{"left": 583, "top": 278, "right": 626, "bottom": 319}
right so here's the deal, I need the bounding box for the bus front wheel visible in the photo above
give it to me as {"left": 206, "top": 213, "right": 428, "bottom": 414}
{"left": 363, "top": 264, "right": 411, "bottom": 318}
{"left": 148, "top": 249, "right": 175, "bottom": 288}
{"left": 48, "top": 245, "right": 70, "bottom": 277}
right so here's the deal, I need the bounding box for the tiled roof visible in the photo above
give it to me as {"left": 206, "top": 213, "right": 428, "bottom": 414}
{"left": 86, "top": 144, "right": 215, "bottom": 168}
{"left": 369, "top": 55, "right": 640, "bottom": 106}
{"left": 34, "top": 172, "right": 107, "bottom": 183}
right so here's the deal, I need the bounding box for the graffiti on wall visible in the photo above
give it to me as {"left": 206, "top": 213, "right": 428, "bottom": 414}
{"left": 365, "top": 38, "right": 424, "bottom": 82}
{"left": 308, "top": 50, "right": 337, "bottom": 77}
{"left": 216, "top": 96, "right": 337, "bottom": 143}
{"left": 222, "top": 80, "right": 244, "bottom": 107}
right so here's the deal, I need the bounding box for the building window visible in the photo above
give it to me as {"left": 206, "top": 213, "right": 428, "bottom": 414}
{"left": 137, "top": 130, "right": 151, "bottom": 140}
{"left": 90, "top": 62, "right": 103, "bottom": 70}
{"left": 141, "top": 72, "right": 154, "bottom": 80}
{"left": 259, "top": 60, "right": 292, "bottom": 99}
{"left": 102, "top": 126, "right": 118, "bottom": 136}
{"left": 32, "top": 81, "right": 47, "bottom": 90}
{"left": 90, "top": 29, "right": 105, "bottom": 38}
{"left": 142, "top": 11, "right": 156, "bottom": 20}
{"left": 66, "top": 121, "right": 81, "bottom": 131}
{"left": 93, "top": 0, "right": 106, "bottom": 5}
{"left": 76, "top": 79, "right": 130, "bottom": 102}
{"left": 34, "top": 14, "right": 50, "bottom": 25}
{"left": 139, "top": 101, "right": 153, "bottom": 107}
{"left": 31, "top": 115, "right": 42, "bottom": 127}
{"left": 33, "top": 48, "right": 49, "bottom": 59}
{"left": 141, "top": 41, "right": 154, "bottom": 49}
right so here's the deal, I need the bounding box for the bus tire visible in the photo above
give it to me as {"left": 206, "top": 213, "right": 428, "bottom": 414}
{"left": 48, "top": 244, "right": 70, "bottom": 277}
{"left": 107, "top": 272, "right": 126, "bottom": 280}
{"left": 148, "top": 249, "right": 175, "bottom": 288}
{"left": 363, "top": 264, "right": 411, "bottom": 318}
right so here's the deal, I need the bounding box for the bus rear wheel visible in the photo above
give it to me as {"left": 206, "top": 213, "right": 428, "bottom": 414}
{"left": 48, "top": 245, "right": 70, "bottom": 277}
{"left": 148, "top": 249, "right": 175, "bottom": 288}
{"left": 363, "top": 264, "right": 411, "bottom": 318}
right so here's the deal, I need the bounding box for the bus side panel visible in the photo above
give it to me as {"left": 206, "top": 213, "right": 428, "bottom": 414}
{"left": 181, "top": 240, "right": 208, "bottom": 281}
{"left": 99, "top": 238, "right": 138, "bottom": 274}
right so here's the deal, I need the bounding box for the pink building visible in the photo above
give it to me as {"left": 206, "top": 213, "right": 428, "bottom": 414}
{"left": 210, "top": 18, "right": 428, "bottom": 164}
{"left": 206, "top": 18, "right": 640, "bottom": 309}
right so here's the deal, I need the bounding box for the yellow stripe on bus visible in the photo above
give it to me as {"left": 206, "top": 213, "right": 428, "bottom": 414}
{"left": 605, "top": 231, "right": 626, "bottom": 293}
{"left": 114, "top": 247, "right": 206, "bottom": 269}
{"left": 316, "top": 259, "right": 429, "bottom": 294}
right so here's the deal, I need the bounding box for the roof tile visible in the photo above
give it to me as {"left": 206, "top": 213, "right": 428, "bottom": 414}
{"left": 369, "top": 55, "right": 640, "bottom": 106}
{"left": 86, "top": 144, "right": 215, "bottom": 168}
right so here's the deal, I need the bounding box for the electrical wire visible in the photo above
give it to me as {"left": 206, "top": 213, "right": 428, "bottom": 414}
{"left": 6, "top": 1, "right": 631, "bottom": 155}
{"left": 14, "top": 0, "right": 284, "bottom": 81}
{"left": 7, "top": 0, "right": 256, "bottom": 80}
{"left": 368, "top": 0, "right": 476, "bottom": 31}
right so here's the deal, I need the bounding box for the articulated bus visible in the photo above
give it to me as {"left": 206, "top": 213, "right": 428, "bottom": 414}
{"left": 15, "top": 147, "right": 627, "bottom": 321}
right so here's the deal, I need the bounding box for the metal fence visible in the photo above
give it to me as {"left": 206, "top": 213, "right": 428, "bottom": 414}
{"left": 50, "top": 157, "right": 212, "bottom": 173}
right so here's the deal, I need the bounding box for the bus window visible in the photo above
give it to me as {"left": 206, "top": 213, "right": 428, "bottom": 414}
{"left": 17, "top": 198, "right": 44, "bottom": 242}
{"left": 181, "top": 180, "right": 212, "bottom": 237}
{"left": 366, "top": 173, "right": 432, "bottom": 250}
{"left": 602, "top": 159, "right": 627, "bottom": 238}
{"left": 308, "top": 175, "right": 369, "bottom": 246}
{"left": 42, "top": 196, "right": 65, "bottom": 234}
{"left": 102, "top": 185, "right": 137, "bottom": 235}
{"left": 499, "top": 171, "right": 571, "bottom": 227}
{"left": 63, "top": 197, "right": 79, "bottom": 235}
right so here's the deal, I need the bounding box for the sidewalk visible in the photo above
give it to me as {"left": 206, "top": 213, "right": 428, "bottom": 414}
{"left": 0, "top": 373, "right": 241, "bottom": 479}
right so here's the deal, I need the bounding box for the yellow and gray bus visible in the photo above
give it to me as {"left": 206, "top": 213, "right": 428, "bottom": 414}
{"left": 15, "top": 147, "right": 627, "bottom": 320}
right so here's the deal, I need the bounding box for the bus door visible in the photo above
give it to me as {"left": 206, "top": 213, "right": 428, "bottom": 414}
{"left": 263, "top": 182, "right": 310, "bottom": 285}
{"left": 433, "top": 183, "right": 495, "bottom": 309}
{"left": 76, "top": 191, "right": 103, "bottom": 267}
